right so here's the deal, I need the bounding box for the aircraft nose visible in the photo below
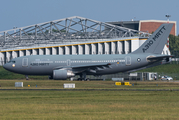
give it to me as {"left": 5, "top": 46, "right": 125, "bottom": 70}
{"left": 3, "top": 63, "right": 9, "bottom": 70}
{"left": 3, "top": 63, "right": 14, "bottom": 71}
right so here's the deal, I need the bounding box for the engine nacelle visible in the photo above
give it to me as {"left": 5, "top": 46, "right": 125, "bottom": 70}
{"left": 53, "top": 69, "right": 75, "bottom": 80}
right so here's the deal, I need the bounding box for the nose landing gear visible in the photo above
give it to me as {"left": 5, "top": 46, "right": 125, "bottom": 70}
{"left": 25, "top": 75, "right": 29, "bottom": 80}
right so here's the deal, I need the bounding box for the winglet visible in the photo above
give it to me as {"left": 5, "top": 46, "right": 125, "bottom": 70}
{"left": 131, "top": 24, "right": 173, "bottom": 54}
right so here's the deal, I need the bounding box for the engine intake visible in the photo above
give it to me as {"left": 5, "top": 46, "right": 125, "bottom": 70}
{"left": 53, "top": 69, "right": 75, "bottom": 80}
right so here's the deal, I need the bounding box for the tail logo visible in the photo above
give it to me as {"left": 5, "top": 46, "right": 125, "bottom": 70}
{"left": 142, "top": 26, "right": 166, "bottom": 53}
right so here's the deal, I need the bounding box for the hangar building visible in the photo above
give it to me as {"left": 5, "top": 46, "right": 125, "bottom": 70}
{"left": 0, "top": 16, "right": 174, "bottom": 67}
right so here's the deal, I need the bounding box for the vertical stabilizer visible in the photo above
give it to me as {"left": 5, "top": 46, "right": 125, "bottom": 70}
{"left": 131, "top": 24, "right": 173, "bottom": 54}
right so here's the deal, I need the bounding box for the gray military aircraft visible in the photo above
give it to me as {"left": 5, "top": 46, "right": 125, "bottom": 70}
{"left": 3, "top": 24, "right": 173, "bottom": 80}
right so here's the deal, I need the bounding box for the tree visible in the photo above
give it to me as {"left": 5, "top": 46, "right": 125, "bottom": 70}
{"left": 169, "top": 34, "right": 179, "bottom": 56}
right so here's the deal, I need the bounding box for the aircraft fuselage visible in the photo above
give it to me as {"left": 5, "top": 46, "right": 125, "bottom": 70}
{"left": 4, "top": 53, "right": 153, "bottom": 76}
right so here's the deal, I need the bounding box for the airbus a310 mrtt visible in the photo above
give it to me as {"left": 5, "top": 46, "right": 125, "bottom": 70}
{"left": 3, "top": 24, "right": 173, "bottom": 80}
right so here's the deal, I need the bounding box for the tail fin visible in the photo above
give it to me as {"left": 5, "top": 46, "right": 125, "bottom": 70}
{"left": 131, "top": 23, "right": 173, "bottom": 54}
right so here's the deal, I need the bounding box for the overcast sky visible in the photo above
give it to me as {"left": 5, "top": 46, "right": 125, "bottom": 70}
{"left": 0, "top": 0, "right": 179, "bottom": 34}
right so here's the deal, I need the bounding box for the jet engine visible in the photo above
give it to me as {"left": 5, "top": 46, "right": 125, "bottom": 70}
{"left": 53, "top": 69, "right": 75, "bottom": 80}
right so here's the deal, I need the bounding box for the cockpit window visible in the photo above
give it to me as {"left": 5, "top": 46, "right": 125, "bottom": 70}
{"left": 8, "top": 61, "right": 16, "bottom": 63}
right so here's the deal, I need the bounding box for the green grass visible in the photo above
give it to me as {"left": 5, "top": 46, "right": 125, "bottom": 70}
{"left": 0, "top": 90, "right": 179, "bottom": 120}
{"left": 0, "top": 80, "right": 179, "bottom": 119}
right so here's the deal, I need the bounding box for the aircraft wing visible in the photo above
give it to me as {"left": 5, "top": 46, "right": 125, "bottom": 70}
{"left": 54, "top": 63, "right": 112, "bottom": 73}
{"left": 71, "top": 63, "right": 111, "bottom": 68}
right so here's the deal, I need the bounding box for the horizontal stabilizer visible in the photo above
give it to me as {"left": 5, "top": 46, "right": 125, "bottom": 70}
{"left": 147, "top": 55, "right": 173, "bottom": 62}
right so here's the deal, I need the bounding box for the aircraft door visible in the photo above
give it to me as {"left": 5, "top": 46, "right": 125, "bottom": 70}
{"left": 125, "top": 56, "right": 131, "bottom": 66}
{"left": 67, "top": 59, "right": 71, "bottom": 66}
{"left": 22, "top": 58, "right": 28, "bottom": 67}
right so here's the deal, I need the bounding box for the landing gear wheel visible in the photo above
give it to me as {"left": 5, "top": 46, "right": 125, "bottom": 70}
{"left": 49, "top": 75, "right": 53, "bottom": 80}
{"left": 80, "top": 72, "right": 87, "bottom": 81}
{"left": 86, "top": 78, "right": 90, "bottom": 81}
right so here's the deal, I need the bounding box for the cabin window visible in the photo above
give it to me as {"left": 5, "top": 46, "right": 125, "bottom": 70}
{"left": 8, "top": 60, "right": 15, "bottom": 63}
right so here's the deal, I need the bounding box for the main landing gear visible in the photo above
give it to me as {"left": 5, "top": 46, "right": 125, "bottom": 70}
{"left": 77, "top": 72, "right": 90, "bottom": 81}
{"left": 48, "top": 75, "right": 53, "bottom": 80}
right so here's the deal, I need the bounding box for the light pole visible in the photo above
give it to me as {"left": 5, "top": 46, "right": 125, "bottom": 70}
{"left": 165, "top": 14, "right": 171, "bottom": 23}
